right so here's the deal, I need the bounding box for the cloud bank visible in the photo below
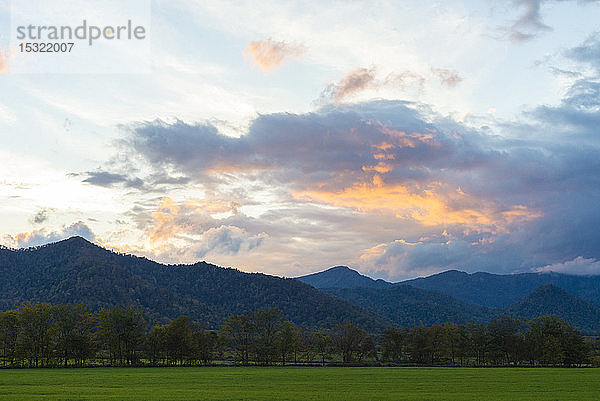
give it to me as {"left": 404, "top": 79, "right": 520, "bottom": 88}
{"left": 86, "top": 61, "right": 600, "bottom": 279}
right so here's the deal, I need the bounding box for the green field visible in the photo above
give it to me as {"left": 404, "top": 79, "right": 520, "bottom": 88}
{"left": 0, "top": 366, "right": 598, "bottom": 400}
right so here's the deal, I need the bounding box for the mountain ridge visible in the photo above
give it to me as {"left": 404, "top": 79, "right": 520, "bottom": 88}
{"left": 297, "top": 265, "right": 393, "bottom": 289}
{"left": 3, "top": 237, "right": 600, "bottom": 334}
{"left": 402, "top": 269, "right": 600, "bottom": 307}
{"left": 503, "top": 284, "right": 600, "bottom": 334}
{"left": 0, "top": 237, "right": 391, "bottom": 331}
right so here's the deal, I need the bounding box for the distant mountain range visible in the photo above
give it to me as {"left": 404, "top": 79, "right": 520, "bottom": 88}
{"left": 0, "top": 237, "right": 390, "bottom": 331}
{"left": 297, "top": 265, "right": 600, "bottom": 334}
{"left": 504, "top": 284, "right": 600, "bottom": 333}
{"left": 324, "top": 285, "right": 493, "bottom": 328}
{"left": 402, "top": 269, "right": 600, "bottom": 307}
{"left": 1, "top": 238, "right": 599, "bottom": 334}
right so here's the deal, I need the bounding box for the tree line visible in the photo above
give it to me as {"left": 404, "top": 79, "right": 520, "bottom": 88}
{"left": 0, "top": 303, "right": 598, "bottom": 368}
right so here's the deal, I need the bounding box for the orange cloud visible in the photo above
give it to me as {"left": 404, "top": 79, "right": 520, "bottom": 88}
{"left": 295, "top": 177, "right": 541, "bottom": 233}
{"left": 148, "top": 197, "right": 180, "bottom": 243}
{"left": 376, "top": 124, "right": 437, "bottom": 148}
{"left": 244, "top": 38, "right": 305, "bottom": 72}
{"left": 146, "top": 197, "right": 241, "bottom": 244}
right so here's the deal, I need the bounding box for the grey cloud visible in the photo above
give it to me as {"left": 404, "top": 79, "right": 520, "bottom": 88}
{"left": 509, "top": 0, "right": 551, "bottom": 42}
{"left": 565, "top": 32, "right": 600, "bottom": 71}
{"left": 549, "top": 67, "right": 582, "bottom": 78}
{"left": 195, "top": 226, "right": 267, "bottom": 258}
{"left": 29, "top": 208, "right": 54, "bottom": 225}
{"left": 503, "top": 0, "right": 599, "bottom": 43}
{"left": 83, "top": 171, "right": 145, "bottom": 189}
{"left": 127, "top": 100, "right": 492, "bottom": 193}
{"left": 529, "top": 79, "right": 600, "bottom": 141}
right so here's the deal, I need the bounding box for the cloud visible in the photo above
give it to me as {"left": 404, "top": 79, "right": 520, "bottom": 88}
{"left": 321, "top": 68, "right": 378, "bottom": 103}
{"left": 535, "top": 256, "right": 600, "bottom": 275}
{"left": 29, "top": 208, "right": 55, "bottom": 225}
{"left": 295, "top": 175, "right": 541, "bottom": 235}
{"left": 383, "top": 71, "right": 426, "bottom": 92}
{"left": 243, "top": 38, "right": 305, "bottom": 72}
{"left": 432, "top": 68, "right": 463, "bottom": 88}
{"left": 97, "top": 37, "right": 600, "bottom": 279}
{"left": 83, "top": 171, "right": 145, "bottom": 189}
{"left": 195, "top": 225, "right": 268, "bottom": 258}
{"left": 508, "top": 0, "right": 552, "bottom": 42}
{"left": 502, "top": 0, "right": 599, "bottom": 42}
{"left": 529, "top": 78, "right": 600, "bottom": 141}
{"left": 125, "top": 197, "right": 266, "bottom": 262}
{"left": 319, "top": 67, "right": 458, "bottom": 104}
{"left": 565, "top": 32, "right": 600, "bottom": 72}
{"left": 2, "top": 221, "right": 96, "bottom": 249}
{"left": 359, "top": 238, "right": 474, "bottom": 279}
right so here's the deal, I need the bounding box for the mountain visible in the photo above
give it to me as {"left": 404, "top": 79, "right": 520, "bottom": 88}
{"left": 297, "top": 266, "right": 393, "bottom": 289}
{"left": 0, "top": 237, "right": 391, "bottom": 331}
{"left": 324, "top": 285, "right": 494, "bottom": 328}
{"left": 503, "top": 284, "right": 600, "bottom": 334}
{"left": 403, "top": 270, "right": 600, "bottom": 308}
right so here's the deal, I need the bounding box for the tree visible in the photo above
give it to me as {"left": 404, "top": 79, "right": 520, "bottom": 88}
{"left": 221, "top": 312, "right": 256, "bottom": 364}
{"left": 54, "top": 304, "right": 95, "bottom": 367}
{"left": 251, "top": 308, "right": 283, "bottom": 364}
{"left": 405, "top": 325, "right": 429, "bottom": 364}
{"left": 561, "top": 325, "right": 588, "bottom": 367}
{"left": 427, "top": 324, "right": 447, "bottom": 364}
{"left": 164, "top": 316, "right": 195, "bottom": 365}
{"left": 312, "top": 329, "right": 331, "bottom": 365}
{"left": 276, "top": 320, "right": 303, "bottom": 364}
{"left": 454, "top": 324, "right": 473, "bottom": 366}
{"left": 96, "top": 305, "right": 146, "bottom": 366}
{"left": 0, "top": 310, "right": 19, "bottom": 366}
{"left": 146, "top": 325, "right": 167, "bottom": 365}
{"left": 525, "top": 315, "right": 588, "bottom": 366}
{"left": 381, "top": 327, "right": 405, "bottom": 362}
{"left": 17, "top": 303, "right": 56, "bottom": 367}
{"left": 487, "top": 315, "right": 525, "bottom": 366}
{"left": 467, "top": 323, "right": 489, "bottom": 366}
{"left": 442, "top": 323, "right": 460, "bottom": 365}
{"left": 191, "top": 322, "right": 216, "bottom": 365}
{"left": 330, "top": 322, "right": 372, "bottom": 363}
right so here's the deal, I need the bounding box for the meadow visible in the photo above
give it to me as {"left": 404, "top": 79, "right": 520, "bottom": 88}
{"left": 0, "top": 366, "right": 599, "bottom": 400}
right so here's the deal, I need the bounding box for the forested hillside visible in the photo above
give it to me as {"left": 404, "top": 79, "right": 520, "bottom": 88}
{"left": 0, "top": 237, "right": 390, "bottom": 331}
{"left": 324, "top": 285, "right": 493, "bottom": 327}
{"left": 3, "top": 237, "right": 600, "bottom": 335}
{"left": 504, "top": 285, "right": 600, "bottom": 334}
{"left": 403, "top": 270, "right": 600, "bottom": 307}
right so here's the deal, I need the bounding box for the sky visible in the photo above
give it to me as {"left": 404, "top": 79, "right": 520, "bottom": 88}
{"left": 1, "top": 0, "right": 600, "bottom": 281}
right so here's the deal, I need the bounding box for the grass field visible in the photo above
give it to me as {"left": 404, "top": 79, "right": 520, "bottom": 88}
{"left": 0, "top": 366, "right": 598, "bottom": 400}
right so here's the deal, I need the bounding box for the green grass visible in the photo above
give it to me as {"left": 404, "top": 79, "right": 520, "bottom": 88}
{"left": 0, "top": 367, "right": 598, "bottom": 400}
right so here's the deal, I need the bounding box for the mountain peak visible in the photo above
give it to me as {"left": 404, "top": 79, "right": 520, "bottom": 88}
{"left": 297, "top": 266, "right": 393, "bottom": 289}
{"left": 0, "top": 239, "right": 390, "bottom": 331}
{"left": 505, "top": 284, "right": 600, "bottom": 333}
{"left": 60, "top": 236, "right": 94, "bottom": 245}
{"left": 46, "top": 236, "right": 102, "bottom": 252}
